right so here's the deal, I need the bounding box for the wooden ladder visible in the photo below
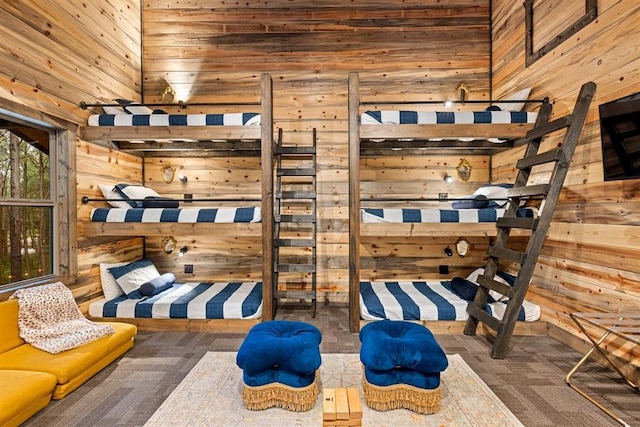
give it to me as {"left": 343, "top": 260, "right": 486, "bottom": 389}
{"left": 464, "top": 82, "right": 597, "bottom": 359}
{"left": 273, "top": 128, "right": 318, "bottom": 317}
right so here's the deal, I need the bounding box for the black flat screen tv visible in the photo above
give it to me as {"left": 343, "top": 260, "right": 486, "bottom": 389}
{"left": 600, "top": 92, "right": 640, "bottom": 181}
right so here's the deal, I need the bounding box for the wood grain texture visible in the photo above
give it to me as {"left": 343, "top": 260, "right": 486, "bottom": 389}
{"left": 492, "top": 0, "right": 640, "bottom": 362}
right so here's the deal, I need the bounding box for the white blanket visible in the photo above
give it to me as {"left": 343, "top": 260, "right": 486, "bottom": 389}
{"left": 11, "top": 282, "right": 114, "bottom": 354}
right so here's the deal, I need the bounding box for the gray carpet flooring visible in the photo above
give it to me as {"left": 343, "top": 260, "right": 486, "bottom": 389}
{"left": 26, "top": 304, "right": 639, "bottom": 426}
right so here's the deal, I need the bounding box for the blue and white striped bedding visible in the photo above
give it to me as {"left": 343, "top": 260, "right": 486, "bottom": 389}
{"left": 90, "top": 207, "right": 261, "bottom": 223}
{"left": 362, "top": 110, "right": 537, "bottom": 125}
{"left": 87, "top": 113, "right": 261, "bottom": 127}
{"left": 360, "top": 281, "right": 540, "bottom": 322}
{"left": 88, "top": 282, "right": 263, "bottom": 320}
{"left": 361, "top": 207, "right": 535, "bottom": 223}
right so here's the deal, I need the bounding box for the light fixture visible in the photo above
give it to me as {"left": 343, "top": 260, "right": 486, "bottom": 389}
{"left": 178, "top": 246, "right": 188, "bottom": 257}
{"left": 455, "top": 237, "right": 471, "bottom": 257}
{"left": 162, "top": 236, "right": 177, "bottom": 255}
{"left": 456, "top": 82, "right": 469, "bottom": 104}
{"left": 443, "top": 100, "right": 453, "bottom": 108}
{"left": 178, "top": 173, "right": 188, "bottom": 182}
{"left": 161, "top": 81, "right": 176, "bottom": 104}
{"left": 444, "top": 246, "right": 453, "bottom": 257}
{"left": 456, "top": 159, "right": 472, "bottom": 182}
{"left": 443, "top": 173, "right": 454, "bottom": 183}
{"left": 161, "top": 163, "right": 176, "bottom": 183}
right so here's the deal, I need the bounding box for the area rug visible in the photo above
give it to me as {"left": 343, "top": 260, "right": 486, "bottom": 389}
{"left": 145, "top": 352, "right": 523, "bottom": 426}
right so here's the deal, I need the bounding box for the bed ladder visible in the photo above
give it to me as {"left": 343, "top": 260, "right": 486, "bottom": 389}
{"left": 464, "top": 82, "right": 596, "bottom": 359}
{"left": 273, "top": 128, "right": 318, "bottom": 317}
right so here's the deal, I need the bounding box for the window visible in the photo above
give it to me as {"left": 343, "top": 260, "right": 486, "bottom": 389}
{"left": 0, "top": 109, "right": 72, "bottom": 290}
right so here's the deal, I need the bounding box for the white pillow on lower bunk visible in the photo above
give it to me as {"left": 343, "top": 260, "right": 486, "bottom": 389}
{"left": 466, "top": 267, "right": 511, "bottom": 302}
{"left": 99, "top": 262, "right": 129, "bottom": 300}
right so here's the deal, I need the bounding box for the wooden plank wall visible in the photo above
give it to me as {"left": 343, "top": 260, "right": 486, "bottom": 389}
{"left": 142, "top": 0, "right": 492, "bottom": 301}
{"left": 0, "top": 1, "right": 141, "bottom": 125}
{"left": 0, "top": 1, "right": 142, "bottom": 304}
{"left": 492, "top": 0, "right": 640, "bottom": 362}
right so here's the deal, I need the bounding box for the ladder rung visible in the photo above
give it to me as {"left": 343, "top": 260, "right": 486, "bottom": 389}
{"left": 467, "top": 303, "right": 500, "bottom": 331}
{"left": 487, "top": 246, "right": 526, "bottom": 264}
{"left": 277, "top": 146, "right": 316, "bottom": 155}
{"left": 277, "top": 191, "right": 316, "bottom": 199}
{"left": 276, "top": 214, "right": 315, "bottom": 223}
{"left": 516, "top": 148, "right": 563, "bottom": 169}
{"left": 276, "top": 290, "right": 316, "bottom": 300}
{"left": 477, "top": 276, "right": 512, "bottom": 299}
{"left": 508, "top": 184, "right": 550, "bottom": 198}
{"left": 496, "top": 216, "right": 538, "bottom": 230}
{"left": 277, "top": 168, "right": 315, "bottom": 176}
{"left": 525, "top": 115, "right": 573, "bottom": 140}
{"left": 276, "top": 264, "right": 316, "bottom": 273}
{"left": 275, "top": 239, "right": 316, "bottom": 247}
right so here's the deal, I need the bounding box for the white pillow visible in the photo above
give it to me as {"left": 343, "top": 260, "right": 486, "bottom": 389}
{"left": 466, "top": 267, "right": 510, "bottom": 302}
{"left": 114, "top": 184, "right": 162, "bottom": 208}
{"left": 497, "top": 87, "right": 532, "bottom": 112}
{"left": 98, "top": 184, "right": 133, "bottom": 209}
{"left": 101, "top": 104, "right": 127, "bottom": 115}
{"left": 99, "top": 262, "right": 129, "bottom": 300}
{"left": 107, "top": 259, "right": 160, "bottom": 297}
{"left": 473, "top": 185, "right": 510, "bottom": 207}
{"left": 124, "top": 104, "right": 154, "bottom": 115}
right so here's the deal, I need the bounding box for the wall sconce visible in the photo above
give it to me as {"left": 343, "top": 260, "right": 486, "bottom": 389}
{"left": 444, "top": 246, "right": 453, "bottom": 257}
{"left": 178, "top": 246, "right": 188, "bottom": 257}
{"left": 456, "top": 83, "right": 469, "bottom": 104}
{"left": 443, "top": 173, "right": 454, "bottom": 183}
{"left": 161, "top": 163, "right": 176, "bottom": 183}
{"left": 161, "top": 83, "right": 176, "bottom": 104}
{"left": 456, "top": 159, "right": 472, "bottom": 182}
{"left": 178, "top": 173, "right": 188, "bottom": 182}
{"left": 455, "top": 237, "right": 471, "bottom": 257}
{"left": 162, "top": 236, "right": 177, "bottom": 255}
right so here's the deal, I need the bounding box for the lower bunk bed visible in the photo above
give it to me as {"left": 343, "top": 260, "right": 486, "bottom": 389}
{"left": 359, "top": 269, "right": 545, "bottom": 335}
{"left": 89, "top": 281, "right": 263, "bottom": 333}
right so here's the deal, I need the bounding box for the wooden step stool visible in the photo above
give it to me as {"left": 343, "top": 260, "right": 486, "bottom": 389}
{"left": 323, "top": 388, "right": 362, "bottom": 426}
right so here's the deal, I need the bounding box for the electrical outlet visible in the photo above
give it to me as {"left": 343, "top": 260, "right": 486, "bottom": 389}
{"left": 184, "top": 264, "right": 194, "bottom": 274}
{"left": 439, "top": 193, "right": 448, "bottom": 200}
{"left": 439, "top": 265, "right": 449, "bottom": 275}
{"left": 184, "top": 194, "right": 193, "bottom": 203}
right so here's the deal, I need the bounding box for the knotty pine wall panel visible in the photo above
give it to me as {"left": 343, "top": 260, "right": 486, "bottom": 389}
{"left": 75, "top": 140, "right": 144, "bottom": 310}
{"left": 142, "top": 1, "right": 492, "bottom": 299}
{"left": 492, "top": 0, "right": 640, "bottom": 362}
{"left": 0, "top": 1, "right": 141, "bottom": 125}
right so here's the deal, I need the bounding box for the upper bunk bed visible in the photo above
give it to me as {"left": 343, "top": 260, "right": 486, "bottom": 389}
{"left": 77, "top": 73, "right": 274, "bottom": 239}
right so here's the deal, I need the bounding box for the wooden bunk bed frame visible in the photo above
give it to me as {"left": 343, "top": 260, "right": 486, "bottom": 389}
{"left": 347, "top": 71, "right": 553, "bottom": 334}
{"left": 77, "top": 73, "right": 274, "bottom": 327}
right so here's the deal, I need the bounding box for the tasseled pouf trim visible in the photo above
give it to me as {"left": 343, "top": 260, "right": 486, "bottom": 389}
{"left": 361, "top": 374, "right": 442, "bottom": 414}
{"left": 241, "top": 372, "right": 319, "bottom": 412}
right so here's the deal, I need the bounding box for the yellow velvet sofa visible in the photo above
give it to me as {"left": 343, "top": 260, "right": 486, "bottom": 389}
{"left": 0, "top": 298, "right": 137, "bottom": 424}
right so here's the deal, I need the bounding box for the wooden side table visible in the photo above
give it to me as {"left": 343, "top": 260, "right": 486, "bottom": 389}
{"left": 565, "top": 312, "right": 640, "bottom": 427}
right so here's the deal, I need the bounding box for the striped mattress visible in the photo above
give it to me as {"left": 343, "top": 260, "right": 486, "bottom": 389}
{"left": 362, "top": 110, "right": 537, "bottom": 125}
{"left": 88, "top": 282, "right": 263, "bottom": 320}
{"left": 87, "top": 113, "right": 261, "bottom": 127}
{"left": 360, "top": 281, "right": 540, "bottom": 322}
{"left": 361, "top": 207, "right": 535, "bottom": 223}
{"left": 90, "top": 207, "right": 261, "bottom": 223}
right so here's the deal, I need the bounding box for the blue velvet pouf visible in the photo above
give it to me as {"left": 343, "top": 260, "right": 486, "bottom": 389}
{"left": 359, "top": 320, "right": 448, "bottom": 414}
{"left": 236, "top": 320, "right": 322, "bottom": 411}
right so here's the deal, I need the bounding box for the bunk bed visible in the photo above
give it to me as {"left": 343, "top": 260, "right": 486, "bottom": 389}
{"left": 347, "top": 71, "right": 553, "bottom": 333}
{"left": 77, "top": 73, "right": 274, "bottom": 328}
